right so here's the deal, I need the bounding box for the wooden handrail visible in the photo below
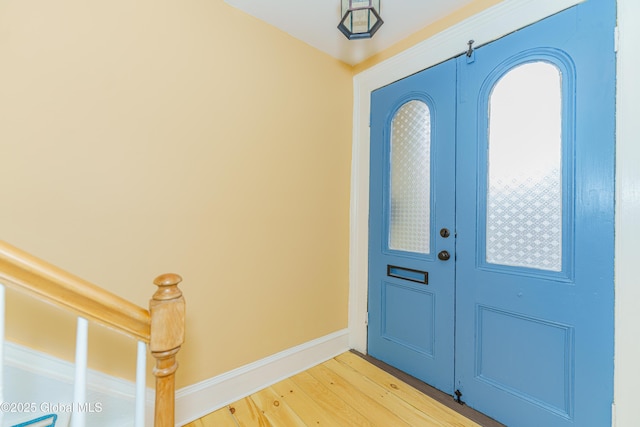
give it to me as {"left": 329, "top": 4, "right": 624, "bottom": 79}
{"left": 0, "top": 240, "right": 186, "bottom": 426}
{"left": 0, "top": 240, "right": 151, "bottom": 341}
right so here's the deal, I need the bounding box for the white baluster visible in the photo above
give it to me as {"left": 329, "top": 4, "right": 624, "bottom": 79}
{"left": 135, "top": 340, "right": 146, "bottom": 427}
{"left": 0, "top": 285, "right": 5, "bottom": 427}
{"left": 71, "top": 317, "right": 88, "bottom": 427}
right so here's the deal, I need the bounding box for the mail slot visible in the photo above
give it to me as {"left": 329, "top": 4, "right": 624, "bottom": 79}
{"left": 387, "top": 265, "right": 428, "bottom": 284}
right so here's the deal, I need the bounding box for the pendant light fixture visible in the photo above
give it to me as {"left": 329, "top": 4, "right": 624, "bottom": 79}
{"left": 338, "top": 0, "right": 383, "bottom": 40}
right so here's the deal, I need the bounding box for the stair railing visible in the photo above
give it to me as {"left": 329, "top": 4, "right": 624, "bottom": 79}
{"left": 0, "top": 240, "right": 185, "bottom": 427}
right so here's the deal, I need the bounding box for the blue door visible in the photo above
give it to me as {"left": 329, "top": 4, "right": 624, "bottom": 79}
{"left": 368, "top": 1, "right": 615, "bottom": 425}
{"left": 455, "top": 1, "right": 615, "bottom": 425}
{"left": 368, "top": 57, "right": 457, "bottom": 393}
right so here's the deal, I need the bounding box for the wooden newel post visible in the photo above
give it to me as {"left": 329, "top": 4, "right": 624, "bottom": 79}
{"left": 150, "top": 273, "right": 185, "bottom": 427}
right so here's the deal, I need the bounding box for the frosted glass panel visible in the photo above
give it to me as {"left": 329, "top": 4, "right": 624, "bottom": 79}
{"left": 389, "top": 100, "right": 431, "bottom": 254}
{"left": 486, "top": 62, "right": 563, "bottom": 271}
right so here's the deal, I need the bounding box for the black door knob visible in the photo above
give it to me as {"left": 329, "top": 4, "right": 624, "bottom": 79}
{"left": 438, "top": 250, "right": 451, "bottom": 261}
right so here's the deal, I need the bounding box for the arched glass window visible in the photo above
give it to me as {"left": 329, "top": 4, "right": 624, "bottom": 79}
{"left": 486, "top": 61, "right": 563, "bottom": 271}
{"left": 389, "top": 100, "right": 431, "bottom": 254}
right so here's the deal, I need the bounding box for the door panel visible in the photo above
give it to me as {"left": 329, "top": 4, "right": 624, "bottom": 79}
{"left": 368, "top": 57, "right": 456, "bottom": 393}
{"left": 455, "top": 1, "right": 615, "bottom": 426}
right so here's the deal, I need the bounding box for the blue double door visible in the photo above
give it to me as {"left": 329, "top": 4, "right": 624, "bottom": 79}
{"left": 367, "top": 2, "right": 615, "bottom": 426}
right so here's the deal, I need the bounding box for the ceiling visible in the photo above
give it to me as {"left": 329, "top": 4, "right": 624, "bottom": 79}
{"left": 223, "top": 0, "right": 477, "bottom": 65}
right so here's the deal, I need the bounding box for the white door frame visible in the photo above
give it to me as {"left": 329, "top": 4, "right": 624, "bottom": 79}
{"left": 347, "top": 0, "right": 640, "bottom": 425}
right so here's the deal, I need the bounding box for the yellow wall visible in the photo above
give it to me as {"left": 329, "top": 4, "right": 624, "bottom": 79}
{"left": 0, "top": 0, "right": 504, "bottom": 391}
{"left": 0, "top": 0, "right": 352, "bottom": 388}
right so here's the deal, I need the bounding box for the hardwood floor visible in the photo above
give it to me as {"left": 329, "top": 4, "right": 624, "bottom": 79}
{"left": 185, "top": 351, "right": 492, "bottom": 427}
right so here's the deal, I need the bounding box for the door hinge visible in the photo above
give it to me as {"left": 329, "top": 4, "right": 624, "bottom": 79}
{"left": 614, "top": 26, "right": 619, "bottom": 53}
{"left": 454, "top": 389, "right": 464, "bottom": 405}
{"left": 365, "top": 312, "right": 369, "bottom": 326}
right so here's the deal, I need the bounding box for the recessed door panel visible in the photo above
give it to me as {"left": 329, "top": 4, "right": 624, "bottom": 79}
{"left": 475, "top": 306, "right": 574, "bottom": 418}
{"left": 381, "top": 282, "right": 435, "bottom": 356}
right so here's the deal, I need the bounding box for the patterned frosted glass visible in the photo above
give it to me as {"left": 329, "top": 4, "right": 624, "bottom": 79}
{"left": 486, "top": 62, "right": 563, "bottom": 271}
{"left": 389, "top": 100, "right": 431, "bottom": 254}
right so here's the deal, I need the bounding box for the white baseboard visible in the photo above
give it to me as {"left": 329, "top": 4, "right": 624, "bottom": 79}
{"left": 175, "top": 329, "right": 350, "bottom": 426}
{"left": 2, "top": 330, "right": 350, "bottom": 427}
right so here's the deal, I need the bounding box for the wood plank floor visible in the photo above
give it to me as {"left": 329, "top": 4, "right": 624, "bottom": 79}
{"left": 185, "top": 351, "right": 491, "bottom": 427}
